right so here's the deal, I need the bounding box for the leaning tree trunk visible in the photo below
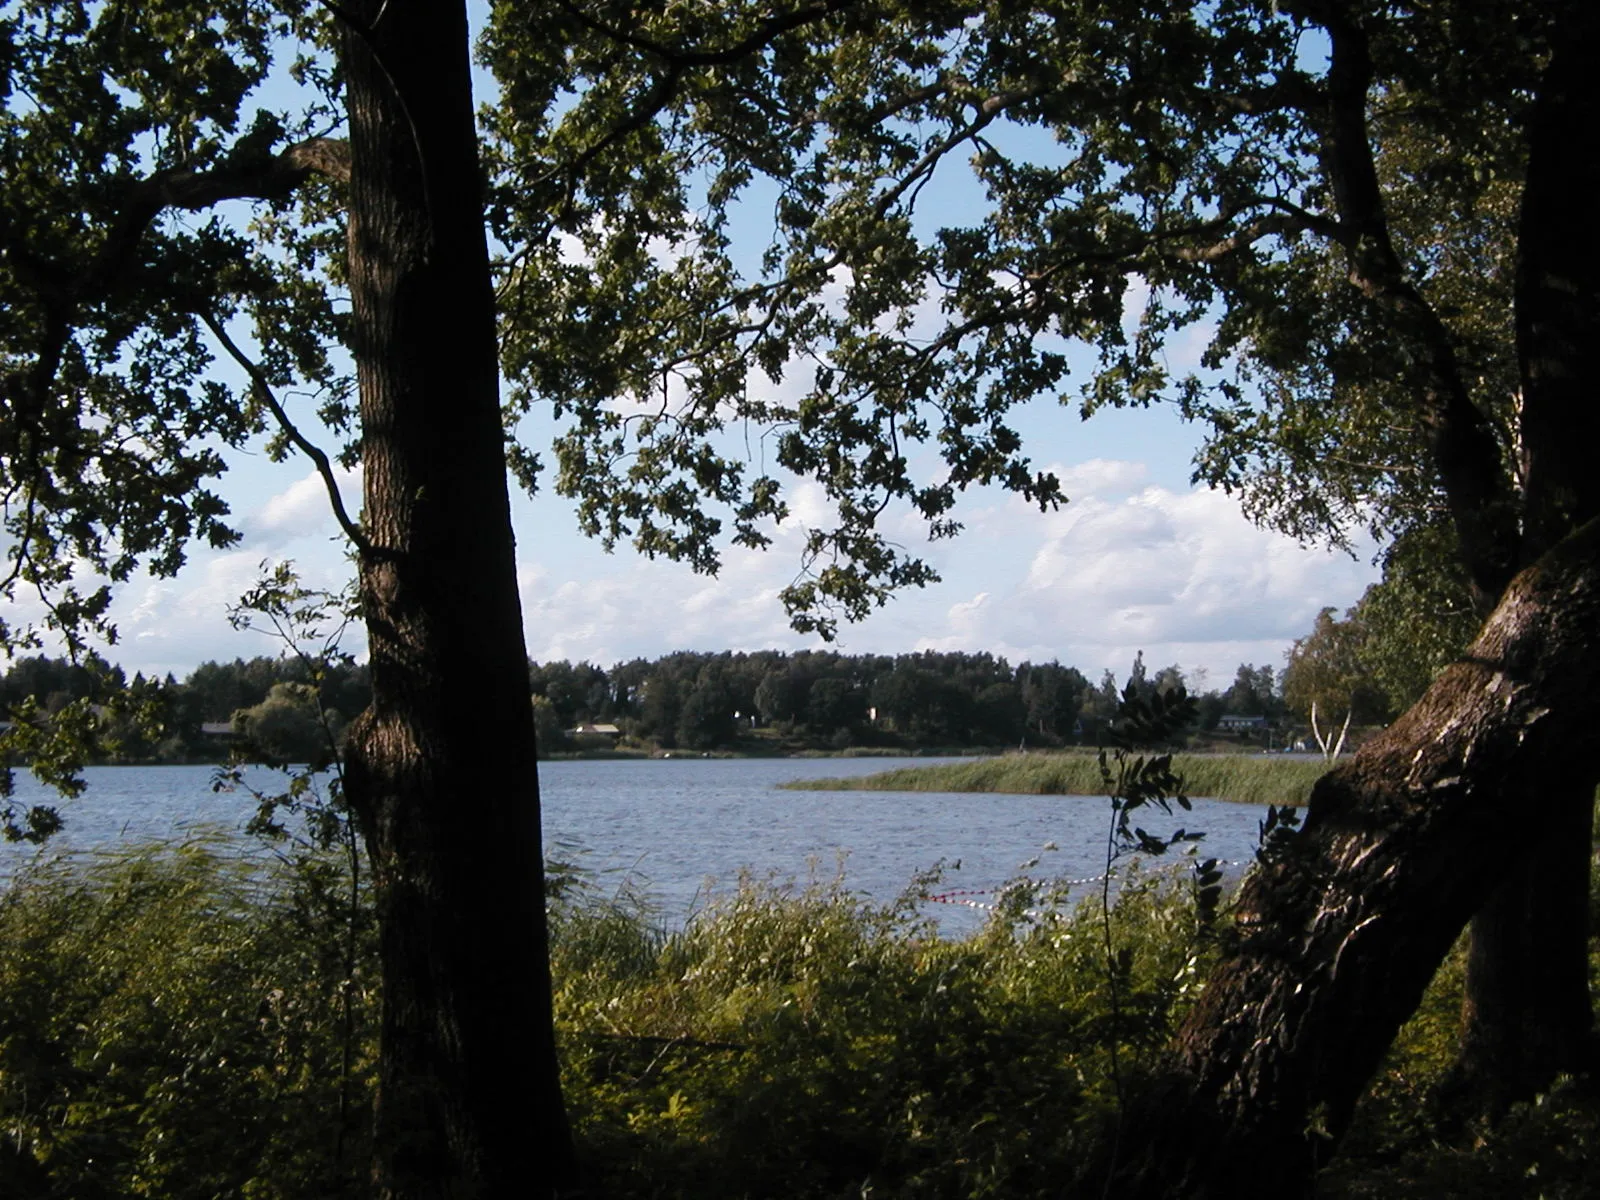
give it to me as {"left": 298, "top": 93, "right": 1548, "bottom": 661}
{"left": 1098, "top": 516, "right": 1600, "bottom": 1198}
{"left": 337, "top": 1, "right": 574, "bottom": 1195}
{"left": 1444, "top": 785, "right": 1595, "bottom": 1119}
{"left": 1451, "top": 0, "right": 1600, "bottom": 1115}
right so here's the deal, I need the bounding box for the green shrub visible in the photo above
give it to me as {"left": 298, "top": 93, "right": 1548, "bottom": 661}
{"left": 0, "top": 836, "right": 375, "bottom": 1199}
{"left": 554, "top": 859, "right": 1220, "bottom": 1199}
{"left": 3, "top": 836, "right": 1597, "bottom": 1198}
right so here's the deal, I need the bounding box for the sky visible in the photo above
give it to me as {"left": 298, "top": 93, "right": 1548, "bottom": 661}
{"left": 7, "top": 14, "right": 1382, "bottom": 690}
{"left": 38, "top": 388, "right": 1379, "bottom": 689}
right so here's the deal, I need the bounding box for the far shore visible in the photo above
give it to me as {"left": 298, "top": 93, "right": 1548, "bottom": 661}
{"left": 781, "top": 751, "right": 1335, "bottom": 807}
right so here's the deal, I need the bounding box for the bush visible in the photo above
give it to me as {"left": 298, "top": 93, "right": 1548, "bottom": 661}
{"left": 553, "top": 859, "right": 1220, "bottom": 1199}
{"left": 0, "top": 836, "right": 375, "bottom": 1199}
{"left": 3, "top": 839, "right": 1598, "bottom": 1198}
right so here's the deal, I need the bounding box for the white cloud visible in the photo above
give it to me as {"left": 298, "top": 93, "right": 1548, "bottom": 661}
{"left": 909, "top": 484, "right": 1374, "bottom": 679}
{"left": 511, "top": 470, "right": 1377, "bottom": 686}
{"left": 246, "top": 465, "right": 362, "bottom": 544}
{"left": 1050, "top": 458, "right": 1148, "bottom": 498}
{"left": 97, "top": 550, "right": 364, "bottom": 679}
{"left": 15, "top": 446, "right": 1377, "bottom": 694}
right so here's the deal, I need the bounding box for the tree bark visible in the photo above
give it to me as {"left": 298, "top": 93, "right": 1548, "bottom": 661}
{"left": 1098, "top": 516, "right": 1600, "bottom": 1198}
{"left": 336, "top": 1, "right": 574, "bottom": 1195}
{"left": 1450, "top": 1, "right": 1600, "bottom": 1115}
{"left": 1444, "top": 782, "right": 1595, "bottom": 1119}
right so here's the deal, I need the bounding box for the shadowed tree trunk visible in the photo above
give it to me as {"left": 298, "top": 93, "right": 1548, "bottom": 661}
{"left": 1449, "top": 0, "right": 1600, "bottom": 1115}
{"left": 334, "top": 0, "right": 574, "bottom": 1195}
{"left": 1097, "top": 8, "right": 1600, "bottom": 1192}
{"left": 1446, "top": 788, "right": 1595, "bottom": 1119}
{"left": 1100, "top": 519, "right": 1600, "bottom": 1197}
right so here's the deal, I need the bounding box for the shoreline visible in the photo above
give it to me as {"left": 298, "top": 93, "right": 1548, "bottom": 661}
{"left": 781, "top": 751, "right": 1334, "bottom": 807}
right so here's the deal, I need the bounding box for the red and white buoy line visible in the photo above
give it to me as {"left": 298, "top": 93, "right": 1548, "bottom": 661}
{"left": 925, "top": 862, "right": 1248, "bottom": 916}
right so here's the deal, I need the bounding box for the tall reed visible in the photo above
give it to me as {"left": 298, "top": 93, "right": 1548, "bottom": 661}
{"left": 784, "top": 752, "right": 1331, "bottom": 806}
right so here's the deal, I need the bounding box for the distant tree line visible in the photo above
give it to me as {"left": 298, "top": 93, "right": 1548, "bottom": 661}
{"left": 2, "top": 646, "right": 1314, "bottom": 764}
{"left": 530, "top": 648, "right": 1293, "bottom": 753}
{"left": 0, "top": 654, "right": 372, "bottom": 764}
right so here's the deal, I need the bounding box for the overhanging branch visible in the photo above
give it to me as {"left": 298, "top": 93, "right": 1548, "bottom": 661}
{"left": 1302, "top": 5, "right": 1520, "bottom": 605}
{"left": 93, "top": 137, "right": 351, "bottom": 296}
{"left": 199, "top": 311, "right": 371, "bottom": 557}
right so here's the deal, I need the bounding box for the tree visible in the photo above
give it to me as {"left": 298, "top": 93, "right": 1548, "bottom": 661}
{"left": 9, "top": 1, "right": 1597, "bottom": 1191}
{"left": 531, "top": 694, "right": 570, "bottom": 757}
{"left": 1281, "top": 606, "right": 1388, "bottom": 757}
{"left": 1352, "top": 521, "right": 1479, "bottom": 712}
{"left": 1017, "top": 660, "right": 1088, "bottom": 743}
{"left": 677, "top": 677, "right": 736, "bottom": 749}
{"left": 1219, "top": 663, "right": 1278, "bottom": 721}
{"left": 507, "top": 0, "right": 1596, "bottom": 1185}
{"left": 755, "top": 666, "right": 807, "bottom": 727}
{"left": 805, "top": 675, "right": 867, "bottom": 738}
{"left": 0, "top": 0, "right": 567, "bottom": 1190}
{"left": 7, "top": 1, "right": 893, "bottom": 1190}
{"left": 232, "top": 680, "right": 341, "bottom": 765}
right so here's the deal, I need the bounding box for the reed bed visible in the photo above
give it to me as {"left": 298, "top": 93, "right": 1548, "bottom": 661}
{"left": 784, "top": 751, "right": 1332, "bottom": 807}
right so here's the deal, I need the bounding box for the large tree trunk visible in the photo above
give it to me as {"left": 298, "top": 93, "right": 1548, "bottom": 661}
{"left": 1451, "top": 0, "right": 1600, "bottom": 1115}
{"left": 336, "top": 1, "right": 574, "bottom": 1195}
{"left": 1099, "top": 516, "right": 1600, "bottom": 1198}
{"left": 1444, "top": 785, "right": 1595, "bottom": 1119}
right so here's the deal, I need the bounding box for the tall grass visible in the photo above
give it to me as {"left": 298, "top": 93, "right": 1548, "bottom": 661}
{"left": 785, "top": 751, "right": 1332, "bottom": 806}
{"left": 552, "top": 860, "right": 1216, "bottom": 1199}
{"left": 0, "top": 835, "right": 377, "bottom": 1199}
{"left": 3, "top": 838, "right": 1597, "bottom": 1198}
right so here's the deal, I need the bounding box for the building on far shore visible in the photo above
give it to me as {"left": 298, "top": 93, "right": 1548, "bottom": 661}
{"left": 567, "top": 722, "right": 622, "bottom": 741}
{"left": 1216, "top": 714, "right": 1269, "bottom": 733}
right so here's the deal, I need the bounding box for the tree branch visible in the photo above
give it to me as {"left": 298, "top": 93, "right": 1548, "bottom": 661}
{"left": 1295, "top": 3, "right": 1520, "bottom": 606}
{"left": 538, "top": 1, "right": 855, "bottom": 221}
{"left": 549, "top": 0, "right": 854, "bottom": 68}
{"left": 1171, "top": 213, "right": 1320, "bottom": 263}
{"left": 90, "top": 138, "right": 350, "bottom": 297}
{"left": 198, "top": 311, "right": 371, "bottom": 556}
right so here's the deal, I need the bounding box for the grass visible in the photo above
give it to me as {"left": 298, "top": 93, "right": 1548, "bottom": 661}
{"left": 784, "top": 750, "right": 1333, "bottom": 806}
{"left": 4, "top": 836, "right": 1599, "bottom": 1198}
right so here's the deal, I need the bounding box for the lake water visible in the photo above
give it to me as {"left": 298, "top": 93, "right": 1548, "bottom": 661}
{"left": 1, "top": 757, "right": 1274, "bottom": 935}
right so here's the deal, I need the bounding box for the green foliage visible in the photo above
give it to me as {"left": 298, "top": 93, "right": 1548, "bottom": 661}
{"left": 3, "top": 835, "right": 1596, "bottom": 1199}
{"left": 231, "top": 681, "right": 343, "bottom": 766}
{"left": 0, "top": 0, "right": 346, "bottom": 657}
{"left": 1282, "top": 605, "right": 1392, "bottom": 736}
{"left": 553, "top": 860, "right": 1216, "bottom": 1200}
{"left": 1322, "top": 927, "right": 1600, "bottom": 1200}
{"left": 533, "top": 693, "right": 572, "bottom": 756}
{"left": 0, "top": 655, "right": 173, "bottom": 835}
{"left": 0, "top": 839, "right": 375, "bottom": 1199}
{"left": 1352, "top": 522, "right": 1480, "bottom": 711}
{"left": 475, "top": 0, "right": 1558, "bottom": 640}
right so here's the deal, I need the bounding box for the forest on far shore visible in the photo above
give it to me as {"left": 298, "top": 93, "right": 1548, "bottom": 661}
{"left": 1, "top": 625, "right": 1384, "bottom": 765}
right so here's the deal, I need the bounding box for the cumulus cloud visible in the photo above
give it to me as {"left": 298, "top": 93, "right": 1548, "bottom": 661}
{"left": 28, "top": 445, "right": 1377, "bottom": 692}
{"left": 101, "top": 550, "right": 362, "bottom": 679}
{"left": 1051, "top": 458, "right": 1148, "bottom": 499}
{"left": 513, "top": 466, "right": 1378, "bottom": 685}
{"left": 246, "top": 465, "right": 362, "bottom": 545}
{"left": 909, "top": 483, "right": 1376, "bottom": 679}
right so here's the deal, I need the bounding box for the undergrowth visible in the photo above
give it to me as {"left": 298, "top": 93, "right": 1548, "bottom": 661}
{"left": 0, "top": 835, "right": 376, "bottom": 1199}
{"left": 0, "top": 841, "right": 1597, "bottom": 1197}
{"left": 551, "top": 859, "right": 1214, "bottom": 1199}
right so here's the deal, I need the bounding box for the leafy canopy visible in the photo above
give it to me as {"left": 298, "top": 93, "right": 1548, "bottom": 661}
{"left": 2, "top": 0, "right": 1554, "bottom": 692}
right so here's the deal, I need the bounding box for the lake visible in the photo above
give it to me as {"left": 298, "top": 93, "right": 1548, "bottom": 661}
{"left": 1, "top": 757, "right": 1275, "bottom": 935}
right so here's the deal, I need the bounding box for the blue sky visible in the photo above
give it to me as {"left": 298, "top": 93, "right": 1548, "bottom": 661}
{"left": 11, "top": 13, "right": 1381, "bottom": 687}
{"left": 37, "top": 380, "right": 1378, "bottom": 688}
